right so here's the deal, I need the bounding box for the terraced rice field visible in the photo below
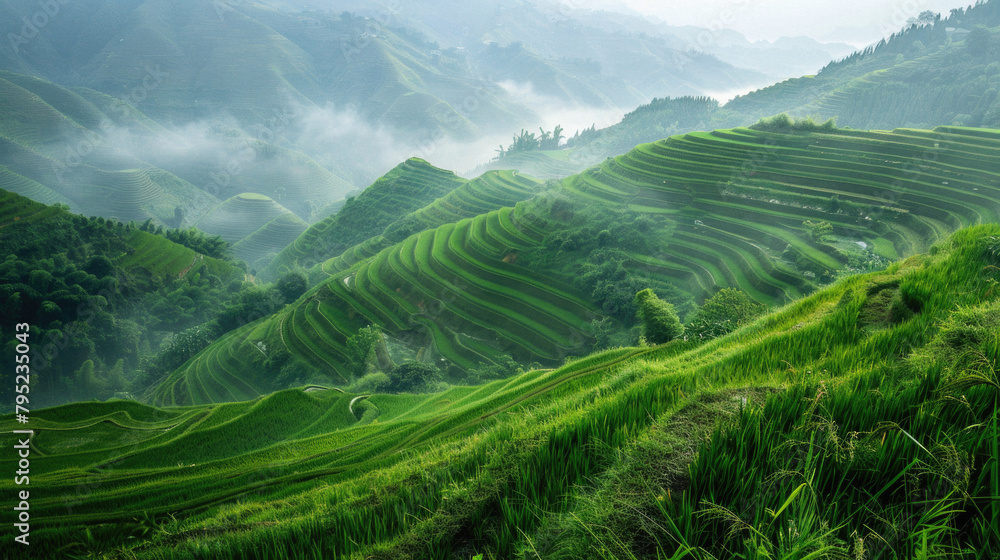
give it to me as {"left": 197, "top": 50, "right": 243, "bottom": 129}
{"left": 314, "top": 169, "right": 545, "bottom": 278}
{"left": 559, "top": 125, "right": 1000, "bottom": 302}
{"left": 121, "top": 229, "right": 244, "bottom": 284}
{"left": 194, "top": 193, "right": 298, "bottom": 242}
{"left": 232, "top": 212, "right": 309, "bottom": 270}
{"left": 9, "top": 223, "right": 1000, "bottom": 559}
{"left": 194, "top": 193, "right": 311, "bottom": 268}
{"left": 474, "top": 150, "right": 588, "bottom": 179}
{"left": 159, "top": 202, "right": 596, "bottom": 404}
{"left": 261, "top": 158, "right": 471, "bottom": 280}
{"left": 163, "top": 126, "right": 1000, "bottom": 406}
{"left": 0, "top": 189, "right": 63, "bottom": 227}
{"left": 0, "top": 166, "right": 71, "bottom": 206}
{"left": 20, "top": 344, "right": 662, "bottom": 554}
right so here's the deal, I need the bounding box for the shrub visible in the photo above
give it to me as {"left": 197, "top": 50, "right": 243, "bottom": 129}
{"left": 275, "top": 270, "right": 308, "bottom": 303}
{"left": 686, "top": 288, "right": 767, "bottom": 339}
{"left": 349, "top": 372, "right": 392, "bottom": 394}
{"left": 467, "top": 354, "right": 523, "bottom": 384}
{"left": 634, "top": 289, "right": 683, "bottom": 344}
{"left": 388, "top": 361, "right": 441, "bottom": 393}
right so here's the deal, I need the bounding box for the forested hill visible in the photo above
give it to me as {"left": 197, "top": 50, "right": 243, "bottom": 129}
{"left": 0, "top": 189, "right": 293, "bottom": 408}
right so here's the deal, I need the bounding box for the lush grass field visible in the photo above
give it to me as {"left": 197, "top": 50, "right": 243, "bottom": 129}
{"left": 3, "top": 224, "right": 998, "bottom": 559}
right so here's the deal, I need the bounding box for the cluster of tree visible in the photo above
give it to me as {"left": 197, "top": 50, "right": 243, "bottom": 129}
{"left": 518, "top": 204, "right": 695, "bottom": 323}
{"left": 342, "top": 324, "right": 538, "bottom": 393}
{"left": 336, "top": 285, "right": 768, "bottom": 394}
{"left": 0, "top": 203, "right": 310, "bottom": 406}
{"left": 634, "top": 287, "right": 769, "bottom": 345}
{"left": 749, "top": 114, "right": 838, "bottom": 133}
{"left": 494, "top": 126, "right": 565, "bottom": 160}
{"left": 134, "top": 270, "right": 309, "bottom": 395}
{"left": 136, "top": 219, "right": 234, "bottom": 262}
{"left": 344, "top": 326, "right": 447, "bottom": 393}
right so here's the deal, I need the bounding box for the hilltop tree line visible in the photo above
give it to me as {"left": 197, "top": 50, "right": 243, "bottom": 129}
{"left": 494, "top": 125, "right": 565, "bottom": 160}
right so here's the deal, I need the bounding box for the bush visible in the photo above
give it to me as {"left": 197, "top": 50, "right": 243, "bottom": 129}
{"left": 275, "top": 270, "right": 308, "bottom": 303}
{"left": 635, "top": 289, "right": 683, "bottom": 344}
{"left": 467, "top": 354, "right": 523, "bottom": 384}
{"left": 348, "top": 372, "right": 392, "bottom": 394}
{"left": 388, "top": 361, "right": 441, "bottom": 392}
{"left": 686, "top": 288, "right": 767, "bottom": 339}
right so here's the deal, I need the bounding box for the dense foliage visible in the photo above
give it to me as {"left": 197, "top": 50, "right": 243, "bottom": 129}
{"left": 685, "top": 287, "right": 768, "bottom": 340}
{"left": 634, "top": 288, "right": 684, "bottom": 344}
{"left": 0, "top": 193, "right": 311, "bottom": 406}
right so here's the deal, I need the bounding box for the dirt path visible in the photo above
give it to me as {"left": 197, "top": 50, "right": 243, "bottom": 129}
{"left": 178, "top": 254, "right": 204, "bottom": 279}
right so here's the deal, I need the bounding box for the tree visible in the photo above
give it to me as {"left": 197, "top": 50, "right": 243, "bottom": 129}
{"left": 388, "top": 360, "right": 441, "bottom": 392}
{"left": 467, "top": 354, "right": 523, "bottom": 384}
{"left": 75, "top": 360, "right": 103, "bottom": 395}
{"left": 686, "top": 288, "right": 767, "bottom": 340}
{"left": 804, "top": 220, "right": 834, "bottom": 242}
{"left": 346, "top": 325, "right": 393, "bottom": 376}
{"left": 276, "top": 270, "right": 308, "bottom": 303}
{"left": 634, "top": 289, "right": 683, "bottom": 344}
{"left": 84, "top": 255, "right": 114, "bottom": 278}
{"left": 967, "top": 26, "right": 996, "bottom": 58}
{"left": 107, "top": 359, "right": 126, "bottom": 393}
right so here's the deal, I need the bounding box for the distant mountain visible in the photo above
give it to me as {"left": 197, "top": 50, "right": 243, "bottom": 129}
{"left": 553, "top": 2, "right": 1000, "bottom": 167}
{"left": 0, "top": 70, "right": 353, "bottom": 245}
{"left": 0, "top": 0, "right": 774, "bottom": 252}
{"left": 193, "top": 193, "right": 309, "bottom": 271}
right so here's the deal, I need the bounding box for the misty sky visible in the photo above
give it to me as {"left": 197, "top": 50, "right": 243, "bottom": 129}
{"left": 577, "top": 0, "right": 977, "bottom": 46}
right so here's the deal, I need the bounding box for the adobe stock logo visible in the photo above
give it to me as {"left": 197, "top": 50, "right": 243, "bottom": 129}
{"left": 7, "top": 0, "right": 70, "bottom": 55}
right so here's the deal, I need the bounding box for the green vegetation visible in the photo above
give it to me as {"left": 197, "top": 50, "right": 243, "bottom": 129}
{"left": 556, "top": 3, "right": 1000, "bottom": 171}
{"left": 3, "top": 224, "right": 998, "bottom": 559}
{"left": 635, "top": 288, "right": 683, "bottom": 344}
{"left": 685, "top": 287, "right": 768, "bottom": 339}
{"left": 0, "top": 190, "right": 329, "bottom": 408}
{"left": 494, "top": 126, "right": 565, "bottom": 160}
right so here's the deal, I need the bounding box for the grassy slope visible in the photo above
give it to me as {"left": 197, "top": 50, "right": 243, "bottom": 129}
{"left": 163, "top": 125, "right": 1000, "bottom": 406}
{"left": 3, "top": 224, "right": 998, "bottom": 559}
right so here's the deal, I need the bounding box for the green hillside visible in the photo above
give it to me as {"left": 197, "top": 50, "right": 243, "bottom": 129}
{"left": 4, "top": 223, "right": 998, "bottom": 558}
{"left": 297, "top": 167, "right": 546, "bottom": 282}
{"left": 260, "top": 158, "right": 470, "bottom": 281}
{"left": 0, "top": 70, "right": 355, "bottom": 246}
{"left": 193, "top": 193, "right": 308, "bottom": 271}
{"left": 157, "top": 125, "right": 1000, "bottom": 407}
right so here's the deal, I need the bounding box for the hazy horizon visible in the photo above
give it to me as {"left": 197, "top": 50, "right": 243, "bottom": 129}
{"left": 565, "top": 0, "right": 979, "bottom": 46}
